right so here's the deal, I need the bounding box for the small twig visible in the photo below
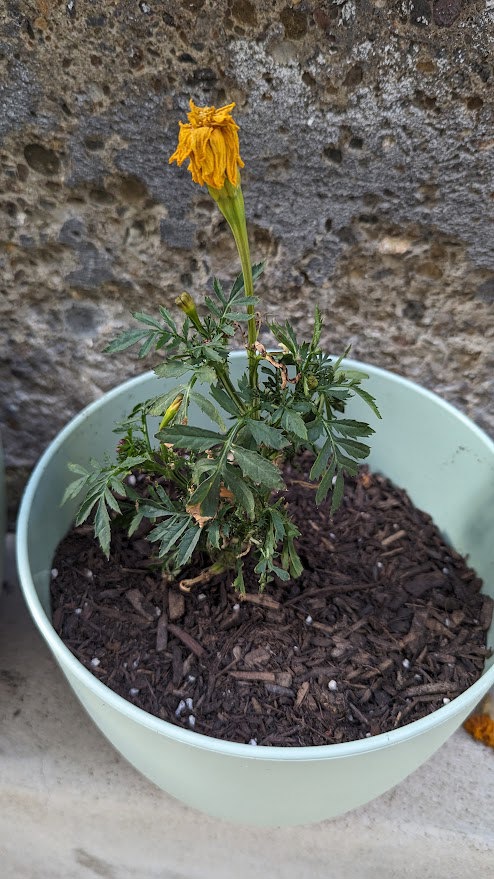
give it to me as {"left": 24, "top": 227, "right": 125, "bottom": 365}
{"left": 381, "top": 529, "right": 407, "bottom": 547}
{"left": 167, "top": 623, "right": 205, "bottom": 658}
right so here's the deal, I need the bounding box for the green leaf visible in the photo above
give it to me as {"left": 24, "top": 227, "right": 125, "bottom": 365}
{"left": 281, "top": 409, "right": 308, "bottom": 440}
{"left": 157, "top": 424, "right": 225, "bottom": 451}
{"left": 138, "top": 334, "right": 158, "bottom": 359}
{"left": 207, "top": 520, "right": 220, "bottom": 550}
{"left": 330, "top": 469, "right": 345, "bottom": 514}
{"left": 315, "top": 458, "right": 337, "bottom": 506}
{"left": 223, "top": 464, "right": 255, "bottom": 520}
{"left": 154, "top": 361, "right": 191, "bottom": 379}
{"left": 176, "top": 525, "right": 202, "bottom": 567}
{"left": 190, "top": 391, "right": 226, "bottom": 432}
{"left": 310, "top": 437, "right": 333, "bottom": 481}
{"left": 270, "top": 564, "right": 291, "bottom": 582}
{"left": 67, "top": 463, "right": 90, "bottom": 477}
{"left": 194, "top": 364, "right": 217, "bottom": 386}
{"left": 230, "top": 262, "right": 265, "bottom": 297}
{"left": 187, "top": 472, "right": 221, "bottom": 517}
{"left": 335, "top": 437, "right": 371, "bottom": 459}
{"left": 94, "top": 498, "right": 111, "bottom": 558}
{"left": 352, "top": 386, "right": 382, "bottom": 419}
{"left": 61, "top": 476, "right": 89, "bottom": 506}
{"left": 150, "top": 517, "right": 189, "bottom": 555}
{"left": 333, "top": 419, "right": 375, "bottom": 438}
{"left": 245, "top": 419, "right": 289, "bottom": 450}
{"left": 232, "top": 446, "right": 284, "bottom": 489}
{"left": 104, "top": 328, "right": 151, "bottom": 354}
{"left": 269, "top": 508, "right": 286, "bottom": 543}
{"left": 287, "top": 538, "right": 304, "bottom": 578}
{"left": 310, "top": 305, "right": 322, "bottom": 351}
{"left": 209, "top": 384, "right": 241, "bottom": 417}
{"left": 104, "top": 488, "right": 122, "bottom": 514}
{"left": 158, "top": 306, "right": 178, "bottom": 333}
{"left": 131, "top": 311, "right": 163, "bottom": 328}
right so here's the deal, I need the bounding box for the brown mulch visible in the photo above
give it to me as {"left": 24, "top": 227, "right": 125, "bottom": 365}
{"left": 50, "top": 457, "right": 493, "bottom": 747}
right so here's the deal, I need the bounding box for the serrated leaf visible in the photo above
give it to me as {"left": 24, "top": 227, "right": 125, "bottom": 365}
{"left": 207, "top": 519, "right": 220, "bottom": 550}
{"left": 232, "top": 446, "right": 284, "bottom": 489}
{"left": 61, "top": 476, "right": 88, "bottom": 506}
{"left": 154, "top": 361, "right": 191, "bottom": 379}
{"left": 67, "top": 462, "right": 90, "bottom": 477}
{"left": 212, "top": 277, "right": 226, "bottom": 303}
{"left": 157, "top": 424, "right": 225, "bottom": 451}
{"left": 150, "top": 517, "right": 189, "bottom": 555}
{"left": 194, "top": 364, "right": 217, "bottom": 385}
{"left": 104, "top": 488, "right": 122, "bottom": 514}
{"left": 94, "top": 498, "right": 111, "bottom": 558}
{"left": 352, "top": 386, "right": 382, "bottom": 419}
{"left": 230, "top": 262, "right": 264, "bottom": 297}
{"left": 245, "top": 419, "right": 289, "bottom": 450}
{"left": 330, "top": 469, "right": 345, "bottom": 514}
{"left": 158, "top": 306, "right": 178, "bottom": 333}
{"left": 117, "top": 454, "right": 150, "bottom": 470}
{"left": 187, "top": 472, "right": 221, "bottom": 517}
{"left": 315, "top": 458, "right": 337, "bottom": 505}
{"left": 270, "top": 564, "right": 291, "bottom": 582}
{"left": 131, "top": 311, "right": 163, "bottom": 328}
{"left": 223, "top": 464, "right": 255, "bottom": 520}
{"left": 269, "top": 508, "right": 286, "bottom": 543}
{"left": 104, "top": 328, "right": 151, "bottom": 354}
{"left": 138, "top": 333, "right": 158, "bottom": 359}
{"left": 282, "top": 409, "right": 308, "bottom": 440}
{"left": 190, "top": 391, "right": 226, "bottom": 431}
{"left": 310, "top": 305, "right": 322, "bottom": 351}
{"left": 209, "top": 384, "right": 240, "bottom": 417}
{"left": 310, "top": 437, "right": 333, "bottom": 481}
{"left": 287, "top": 539, "right": 303, "bottom": 578}
{"left": 336, "top": 437, "right": 371, "bottom": 458}
{"left": 176, "top": 525, "right": 202, "bottom": 567}
{"left": 333, "top": 419, "right": 375, "bottom": 438}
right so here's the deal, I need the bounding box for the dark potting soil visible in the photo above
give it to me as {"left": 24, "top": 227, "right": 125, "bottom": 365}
{"left": 51, "top": 456, "right": 493, "bottom": 747}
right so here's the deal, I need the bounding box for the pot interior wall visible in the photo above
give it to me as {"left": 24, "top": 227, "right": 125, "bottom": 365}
{"left": 24, "top": 357, "right": 494, "bottom": 660}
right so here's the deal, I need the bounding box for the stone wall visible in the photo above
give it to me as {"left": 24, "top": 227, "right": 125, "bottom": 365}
{"left": 1, "top": 0, "right": 493, "bottom": 520}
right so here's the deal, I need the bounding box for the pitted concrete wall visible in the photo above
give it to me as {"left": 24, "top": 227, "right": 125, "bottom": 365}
{"left": 1, "top": 1, "right": 493, "bottom": 518}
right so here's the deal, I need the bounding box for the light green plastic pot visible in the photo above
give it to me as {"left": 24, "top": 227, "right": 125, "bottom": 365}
{"left": 16, "top": 354, "right": 494, "bottom": 826}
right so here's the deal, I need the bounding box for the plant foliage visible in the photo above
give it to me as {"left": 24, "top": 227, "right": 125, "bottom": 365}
{"left": 66, "top": 268, "right": 380, "bottom": 592}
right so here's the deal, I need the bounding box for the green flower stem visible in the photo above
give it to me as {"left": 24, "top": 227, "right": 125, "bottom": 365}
{"left": 207, "top": 179, "right": 259, "bottom": 407}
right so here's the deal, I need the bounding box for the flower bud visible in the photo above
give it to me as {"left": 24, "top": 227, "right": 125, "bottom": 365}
{"left": 159, "top": 394, "right": 184, "bottom": 430}
{"left": 175, "top": 292, "right": 204, "bottom": 334}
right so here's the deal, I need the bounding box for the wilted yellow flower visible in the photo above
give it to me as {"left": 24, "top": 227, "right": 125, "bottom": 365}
{"left": 169, "top": 100, "right": 244, "bottom": 190}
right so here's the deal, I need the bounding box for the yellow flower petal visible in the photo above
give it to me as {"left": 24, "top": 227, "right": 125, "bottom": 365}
{"left": 169, "top": 99, "right": 244, "bottom": 190}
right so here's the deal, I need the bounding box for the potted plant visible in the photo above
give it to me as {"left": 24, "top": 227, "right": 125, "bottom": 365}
{"left": 16, "top": 101, "right": 494, "bottom": 826}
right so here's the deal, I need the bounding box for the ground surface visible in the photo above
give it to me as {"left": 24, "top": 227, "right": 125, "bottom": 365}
{"left": 1, "top": 534, "right": 493, "bottom": 879}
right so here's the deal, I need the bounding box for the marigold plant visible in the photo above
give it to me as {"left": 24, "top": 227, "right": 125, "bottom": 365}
{"left": 66, "top": 100, "right": 380, "bottom": 593}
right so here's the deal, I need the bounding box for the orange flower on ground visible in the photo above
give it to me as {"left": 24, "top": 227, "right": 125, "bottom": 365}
{"left": 169, "top": 99, "right": 244, "bottom": 190}
{"left": 463, "top": 693, "right": 494, "bottom": 748}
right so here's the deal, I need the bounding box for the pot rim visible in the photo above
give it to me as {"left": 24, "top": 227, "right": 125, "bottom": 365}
{"left": 16, "top": 354, "right": 494, "bottom": 761}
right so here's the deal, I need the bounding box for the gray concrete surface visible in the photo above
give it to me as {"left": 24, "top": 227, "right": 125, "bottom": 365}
{"left": 2, "top": 2, "right": 494, "bottom": 524}
{"left": 1, "top": 532, "right": 493, "bottom": 877}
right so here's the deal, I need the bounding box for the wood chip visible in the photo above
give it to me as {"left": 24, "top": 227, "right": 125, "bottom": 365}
{"left": 168, "top": 623, "right": 205, "bottom": 657}
{"left": 230, "top": 670, "right": 276, "bottom": 683}
{"left": 381, "top": 529, "right": 407, "bottom": 547}
{"left": 155, "top": 614, "right": 168, "bottom": 652}
{"left": 168, "top": 590, "right": 185, "bottom": 621}
{"left": 295, "top": 681, "right": 310, "bottom": 707}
